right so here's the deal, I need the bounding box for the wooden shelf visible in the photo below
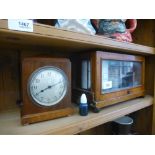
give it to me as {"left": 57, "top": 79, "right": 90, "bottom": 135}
{"left": 0, "top": 20, "right": 154, "bottom": 135}
{"left": 0, "top": 95, "right": 153, "bottom": 135}
{"left": 0, "top": 19, "right": 155, "bottom": 55}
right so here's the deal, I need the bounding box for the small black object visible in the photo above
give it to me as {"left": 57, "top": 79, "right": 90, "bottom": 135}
{"left": 92, "top": 107, "right": 100, "bottom": 113}
{"left": 89, "top": 104, "right": 100, "bottom": 113}
{"left": 16, "top": 100, "right": 23, "bottom": 107}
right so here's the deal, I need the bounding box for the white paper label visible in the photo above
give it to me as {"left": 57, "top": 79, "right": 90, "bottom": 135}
{"left": 8, "top": 19, "right": 33, "bottom": 32}
{"left": 103, "top": 81, "right": 112, "bottom": 89}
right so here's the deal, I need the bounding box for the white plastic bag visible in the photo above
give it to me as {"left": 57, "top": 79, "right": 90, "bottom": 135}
{"left": 55, "top": 19, "right": 96, "bottom": 35}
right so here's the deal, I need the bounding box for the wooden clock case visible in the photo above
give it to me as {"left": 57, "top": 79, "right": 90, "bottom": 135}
{"left": 72, "top": 51, "right": 145, "bottom": 109}
{"left": 21, "top": 57, "right": 74, "bottom": 125}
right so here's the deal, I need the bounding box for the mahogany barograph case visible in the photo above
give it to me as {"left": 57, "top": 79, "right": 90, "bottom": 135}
{"left": 72, "top": 51, "right": 145, "bottom": 109}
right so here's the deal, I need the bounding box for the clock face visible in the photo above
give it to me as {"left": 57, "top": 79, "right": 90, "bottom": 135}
{"left": 28, "top": 66, "right": 68, "bottom": 107}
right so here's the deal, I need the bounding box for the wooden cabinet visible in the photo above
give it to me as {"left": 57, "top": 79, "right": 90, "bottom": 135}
{"left": 72, "top": 51, "right": 145, "bottom": 109}
{"left": 0, "top": 19, "right": 155, "bottom": 134}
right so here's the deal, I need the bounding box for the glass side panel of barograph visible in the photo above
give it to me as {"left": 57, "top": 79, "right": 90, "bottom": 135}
{"left": 101, "top": 60, "right": 142, "bottom": 94}
{"left": 81, "top": 60, "right": 91, "bottom": 89}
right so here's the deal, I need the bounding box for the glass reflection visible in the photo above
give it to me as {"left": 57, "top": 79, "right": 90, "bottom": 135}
{"left": 102, "top": 60, "right": 142, "bottom": 93}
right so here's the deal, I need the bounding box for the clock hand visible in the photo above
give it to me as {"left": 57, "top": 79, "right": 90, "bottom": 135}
{"left": 35, "top": 81, "right": 63, "bottom": 96}
{"left": 35, "top": 86, "right": 50, "bottom": 96}
{"left": 50, "top": 81, "right": 63, "bottom": 88}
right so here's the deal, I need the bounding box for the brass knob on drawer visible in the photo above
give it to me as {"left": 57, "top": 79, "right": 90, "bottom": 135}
{"left": 127, "top": 90, "right": 131, "bottom": 94}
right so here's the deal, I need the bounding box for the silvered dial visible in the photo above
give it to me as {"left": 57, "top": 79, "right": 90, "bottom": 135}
{"left": 28, "top": 66, "right": 68, "bottom": 106}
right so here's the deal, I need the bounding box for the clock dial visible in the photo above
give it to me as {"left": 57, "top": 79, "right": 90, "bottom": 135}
{"left": 28, "top": 66, "right": 68, "bottom": 106}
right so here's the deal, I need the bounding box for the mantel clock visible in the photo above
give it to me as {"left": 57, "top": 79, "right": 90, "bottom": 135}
{"left": 21, "top": 57, "right": 74, "bottom": 125}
